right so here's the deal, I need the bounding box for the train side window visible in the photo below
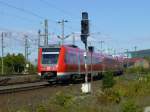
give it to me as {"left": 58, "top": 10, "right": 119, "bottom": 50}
{"left": 73, "top": 53, "right": 77, "bottom": 64}
{"left": 78, "top": 53, "right": 80, "bottom": 65}
{"left": 71, "top": 53, "right": 74, "bottom": 64}
{"left": 65, "top": 52, "right": 71, "bottom": 64}
{"left": 68, "top": 53, "right": 73, "bottom": 64}
{"left": 65, "top": 53, "right": 67, "bottom": 63}
{"left": 68, "top": 52, "right": 76, "bottom": 64}
{"left": 80, "top": 54, "right": 84, "bottom": 64}
{"left": 88, "top": 55, "right": 91, "bottom": 64}
{"left": 69, "top": 53, "right": 73, "bottom": 64}
{"left": 79, "top": 53, "right": 84, "bottom": 64}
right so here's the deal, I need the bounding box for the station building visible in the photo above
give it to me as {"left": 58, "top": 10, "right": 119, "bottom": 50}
{"left": 128, "top": 49, "right": 150, "bottom": 58}
{"left": 124, "top": 49, "right": 150, "bottom": 68}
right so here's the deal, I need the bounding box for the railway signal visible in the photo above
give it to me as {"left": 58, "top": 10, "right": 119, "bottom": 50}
{"left": 81, "top": 12, "right": 89, "bottom": 45}
{"left": 80, "top": 12, "right": 91, "bottom": 93}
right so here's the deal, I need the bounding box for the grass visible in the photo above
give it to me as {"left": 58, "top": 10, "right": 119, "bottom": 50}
{"left": 4, "top": 71, "right": 150, "bottom": 112}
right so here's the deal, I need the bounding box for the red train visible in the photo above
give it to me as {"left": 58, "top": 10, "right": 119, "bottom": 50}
{"left": 37, "top": 45, "right": 123, "bottom": 82}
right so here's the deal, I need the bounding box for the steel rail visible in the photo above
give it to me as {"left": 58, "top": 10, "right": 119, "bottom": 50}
{"left": 0, "top": 81, "right": 49, "bottom": 94}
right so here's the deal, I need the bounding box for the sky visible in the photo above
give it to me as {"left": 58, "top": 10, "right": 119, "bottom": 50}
{"left": 0, "top": 0, "right": 150, "bottom": 61}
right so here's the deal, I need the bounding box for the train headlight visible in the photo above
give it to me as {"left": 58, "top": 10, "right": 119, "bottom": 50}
{"left": 38, "top": 73, "right": 41, "bottom": 76}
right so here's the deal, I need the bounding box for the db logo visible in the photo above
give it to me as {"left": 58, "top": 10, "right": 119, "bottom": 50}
{"left": 46, "top": 67, "right": 51, "bottom": 70}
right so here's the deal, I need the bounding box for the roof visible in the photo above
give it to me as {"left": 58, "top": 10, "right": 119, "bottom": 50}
{"left": 129, "top": 49, "right": 150, "bottom": 54}
{"left": 129, "top": 58, "right": 145, "bottom": 63}
{"left": 128, "top": 49, "right": 150, "bottom": 58}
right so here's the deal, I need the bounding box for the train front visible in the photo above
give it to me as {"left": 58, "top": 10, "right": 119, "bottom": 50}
{"left": 38, "top": 45, "right": 60, "bottom": 81}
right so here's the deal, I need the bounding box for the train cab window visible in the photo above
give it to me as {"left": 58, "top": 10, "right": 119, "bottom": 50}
{"left": 41, "top": 47, "right": 60, "bottom": 65}
{"left": 42, "top": 53, "right": 59, "bottom": 65}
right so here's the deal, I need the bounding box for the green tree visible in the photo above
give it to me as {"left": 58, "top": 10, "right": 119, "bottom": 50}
{"left": 0, "top": 53, "right": 37, "bottom": 75}
{"left": 3, "top": 53, "right": 25, "bottom": 74}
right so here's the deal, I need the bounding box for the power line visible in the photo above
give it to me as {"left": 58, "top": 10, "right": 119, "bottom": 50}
{"left": 0, "top": 0, "right": 80, "bottom": 35}
{"left": 0, "top": 10, "right": 38, "bottom": 24}
{"left": 0, "top": 0, "right": 58, "bottom": 27}
{"left": 0, "top": 30, "right": 38, "bottom": 61}
{"left": 39, "top": 0, "right": 80, "bottom": 21}
{"left": 39, "top": 0, "right": 80, "bottom": 31}
{"left": 0, "top": 0, "right": 44, "bottom": 19}
{"left": 0, "top": 0, "right": 102, "bottom": 38}
{"left": 2, "top": 31, "right": 39, "bottom": 49}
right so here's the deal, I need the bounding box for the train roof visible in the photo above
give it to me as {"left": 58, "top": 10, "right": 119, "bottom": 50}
{"left": 39, "top": 44, "right": 78, "bottom": 49}
{"left": 39, "top": 44, "right": 61, "bottom": 48}
{"left": 39, "top": 45, "right": 117, "bottom": 59}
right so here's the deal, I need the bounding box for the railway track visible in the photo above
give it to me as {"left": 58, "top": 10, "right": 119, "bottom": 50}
{"left": 0, "top": 77, "right": 87, "bottom": 94}
{"left": 0, "top": 78, "right": 11, "bottom": 85}
{"left": 0, "top": 73, "right": 142, "bottom": 94}
{"left": 0, "top": 74, "right": 40, "bottom": 86}
{"left": 0, "top": 81, "right": 49, "bottom": 94}
{"left": 0, "top": 74, "right": 37, "bottom": 80}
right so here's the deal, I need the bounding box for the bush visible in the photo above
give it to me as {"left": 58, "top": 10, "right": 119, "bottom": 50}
{"left": 125, "top": 67, "right": 150, "bottom": 74}
{"left": 96, "top": 89, "right": 121, "bottom": 104}
{"left": 102, "top": 71, "right": 115, "bottom": 89}
{"left": 36, "top": 104, "right": 47, "bottom": 112}
{"left": 54, "top": 92, "right": 74, "bottom": 107}
{"left": 15, "top": 107, "right": 30, "bottom": 112}
{"left": 121, "top": 99, "right": 142, "bottom": 112}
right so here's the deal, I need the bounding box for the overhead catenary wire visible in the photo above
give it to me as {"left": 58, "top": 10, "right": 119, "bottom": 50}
{"left": 0, "top": 0, "right": 59, "bottom": 31}
{"left": 0, "top": 0, "right": 80, "bottom": 36}
{"left": 39, "top": 0, "right": 80, "bottom": 32}
{"left": 0, "top": 30, "right": 39, "bottom": 53}
{"left": 0, "top": 0, "right": 110, "bottom": 53}
{"left": 0, "top": 0, "right": 44, "bottom": 20}
{"left": 40, "top": 2, "right": 100, "bottom": 34}
{"left": 39, "top": 0, "right": 80, "bottom": 21}
{"left": 0, "top": 10, "right": 37, "bottom": 24}
{"left": 0, "top": 0, "right": 103, "bottom": 36}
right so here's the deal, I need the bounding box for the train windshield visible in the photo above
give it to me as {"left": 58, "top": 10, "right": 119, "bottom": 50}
{"left": 42, "top": 47, "right": 60, "bottom": 65}
{"left": 42, "top": 52, "right": 59, "bottom": 65}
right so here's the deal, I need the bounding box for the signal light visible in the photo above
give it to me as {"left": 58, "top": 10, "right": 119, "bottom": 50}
{"left": 81, "top": 12, "right": 89, "bottom": 45}
{"left": 81, "top": 20, "right": 89, "bottom": 35}
{"left": 88, "top": 46, "right": 94, "bottom": 53}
